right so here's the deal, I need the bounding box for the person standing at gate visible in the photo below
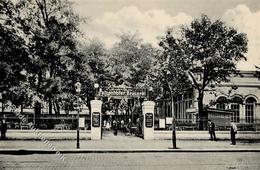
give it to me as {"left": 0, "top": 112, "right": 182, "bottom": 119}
{"left": 126, "top": 118, "right": 132, "bottom": 135}
{"left": 120, "top": 119, "right": 124, "bottom": 132}
{"left": 136, "top": 118, "right": 142, "bottom": 135}
{"left": 230, "top": 122, "right": 238, "bottom": 145}
{"left": 208, "top": 120, "right": 216, "bottom": 141}
{"left": 0, "top": 120, "right": 7, "bottom": 140}
{"left": 113, "top": 119, "right": 118, "bottom": 136}
{"left": 106, "top": 120, "right": 111, "bottom": 131}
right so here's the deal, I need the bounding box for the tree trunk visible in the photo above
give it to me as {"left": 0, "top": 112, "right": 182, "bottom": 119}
{"left": 34, "top": 102, "right": 41, "bottom": 127}
{"left": 49, "top": 98, "right": 52, "bottom": 115}
{"left": 35, "top": 72, "right": 42, "bottom": 127}
{"left": 55, "top": 100, "right": 60, "bottom": 115}
{"left": 53, "top": 100, "right": 60, "bottom": 115}
{"left": 197, "top": 92, "right": 206, "bottom": 130}
{"left": 171, "top": 94, "right": 177, "bottom": 149}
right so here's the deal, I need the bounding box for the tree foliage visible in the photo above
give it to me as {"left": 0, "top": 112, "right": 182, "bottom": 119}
{"left": 110, "top": 32, "right": 157, "bottom": 87}
{"left": 0, "top": 0, "right": 84, "bottom": 114}
{"left": 152, "top": 30, "right": 191, "bottom": 120}
{"left": 158, "top": 30, "right": 191, "bottom": 96}
{"left": 182, "top": 15, "right": 248, "bottom": 129}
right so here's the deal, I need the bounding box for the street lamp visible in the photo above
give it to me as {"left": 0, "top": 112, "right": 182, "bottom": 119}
{"left": 148, "top": 87, "right": 153, "bottom": 101}
{"left": 94, "top": 83, "right": 99, "bottom": 99}
{"left": 74, "top": 81, "right": 81, "bottom": 149}
{"left": 0, "top": 93, "right": 2, "bottom": 119}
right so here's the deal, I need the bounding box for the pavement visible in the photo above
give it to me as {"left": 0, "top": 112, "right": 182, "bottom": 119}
{"left": 1, "top": 130, "right": 260, "bottom": 154}
{"left": 2, "top": 152, "right": 260, "bottom": 170}
{"left": 3, "top": 129, "right": 260, "bottom": 141}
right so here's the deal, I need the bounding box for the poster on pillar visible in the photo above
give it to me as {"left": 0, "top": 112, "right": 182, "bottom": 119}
{"left": 92, "top": 112, "right": 100, "bottom": 127}
{"left": 145, "top": 113, "right": 153, "bottom": 128}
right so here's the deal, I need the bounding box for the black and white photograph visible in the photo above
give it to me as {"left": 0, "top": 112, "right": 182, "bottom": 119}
{"left": 0, "top": 0, "right": 260, "bottom": 169}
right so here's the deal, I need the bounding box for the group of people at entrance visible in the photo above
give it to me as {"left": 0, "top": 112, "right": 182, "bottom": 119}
{"left": 103, "top": 119, "right": 125, "bottom": 132}
{"left": 103, "top": 118, "right": 142, "bottom": 136}
{"left": 208, "top": 120, "right": 237, "bottom": 145}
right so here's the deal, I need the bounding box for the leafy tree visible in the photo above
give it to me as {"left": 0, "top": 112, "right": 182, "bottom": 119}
{"left": 110, "top": 32, "right": 157, "bottom": 87}
{"left": 108, "top": 32, "right": 157, "bottom": 118}
{"left": 181, "top": 15, "right": 248, "bottom": 129}
{"left": 0, "top": 0, "right": 84, "bottom": 117}
{"left": 156, "top": 30, "right": 191, "bottom": 148}
{"left": 0, "top": 0, "right": 33, "bottom": 109}
{"left": 79, "top": 39, "right": 115, "bottom": 110}
{"left": 81, "top": 39, "right": 114, "bottom": 87}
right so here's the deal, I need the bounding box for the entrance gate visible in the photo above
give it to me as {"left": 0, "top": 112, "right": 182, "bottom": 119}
{"left": 90, "top": 86, "right": 155, "bottom": 140}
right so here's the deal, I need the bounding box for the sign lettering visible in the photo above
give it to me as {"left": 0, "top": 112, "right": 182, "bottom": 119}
{"left": 145, "top": 113, "right": 153, "bottom": 128}
{"left": 92, "top": 112, "right": 100, "bottom": 127}
{"left": 99, "top": 88, "right": 146, "bottom": 98}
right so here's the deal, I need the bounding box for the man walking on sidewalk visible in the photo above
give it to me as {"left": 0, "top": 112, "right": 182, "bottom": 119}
{"left": 208, "top": 120, "right": 216, "bottom": 141}
{"left": 230, "top": 122, "right": 238, "bottom": 145}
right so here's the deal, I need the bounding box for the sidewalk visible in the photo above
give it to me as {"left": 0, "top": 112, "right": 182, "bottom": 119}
{"left": 1, "top": 130, "right": 260, "bottom": 154}
{"left": 4, "top": 129, "right": 260, "bottom": 141}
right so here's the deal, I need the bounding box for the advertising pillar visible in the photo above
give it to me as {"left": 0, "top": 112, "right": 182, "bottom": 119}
{"left": 142, "top": 101, "right": 155, "bottom": 140}
{"left": 90, "top": 100, "right": 102, "bottom": 140}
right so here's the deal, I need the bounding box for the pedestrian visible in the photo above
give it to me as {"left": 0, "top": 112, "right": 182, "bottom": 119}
{"left": 0, "top": 120, "right": 7, "bottom": 140}
{"left": 113, "top": 119, "right": 118, "bottom": 136}
{"left": 126, "top": 118, "right": 132, "bottom": 136}
{"left": 136, "top": 118, "right": 142, "bottom": 135}
{"left": 103, "top": 120, "right": 107, "bottom": 128}
{"left": 106, "top": 120, "right": 111, "bottom": 131}
{"left": 230, "top": 122, "right": 238, "bottom": 145}
{"left": 208, "top": 120, "right": 217, "bottom": 141}
{"left": 120, "top": 119, "right": 124, "bottom": 131}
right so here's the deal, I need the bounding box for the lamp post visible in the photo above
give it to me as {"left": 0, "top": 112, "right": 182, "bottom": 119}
{"left": 0, "top": 93, "right": 2, "bottom": 119}
{"left": 148, "top": 87, "right": 153, "bottom": 101}
{"left": 94, "top": 83, "right": 99, "bottom": 100}
{"left": 74, "top": 81, "right": 81, "bottom": 149}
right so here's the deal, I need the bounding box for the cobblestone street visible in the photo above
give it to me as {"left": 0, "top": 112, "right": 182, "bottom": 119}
{"left": 1, "top": 152, "right": 260, "bottom": 170}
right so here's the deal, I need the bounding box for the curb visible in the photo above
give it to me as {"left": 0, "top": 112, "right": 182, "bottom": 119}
{"left": 2, "top": 138, "right": 260, "bottom": 142}
{"left": 1, "top": 149, "right": 260, "bottom": 155}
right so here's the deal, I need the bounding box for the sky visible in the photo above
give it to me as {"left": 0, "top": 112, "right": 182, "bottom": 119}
{"left": 70, "top": 0, "right": 260, "bottom": 70}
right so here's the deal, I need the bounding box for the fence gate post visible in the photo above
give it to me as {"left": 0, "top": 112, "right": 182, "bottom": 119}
{"left": 142, "top": 101, "right": 155, "bottom": 140}
{"left": 90, "top": 100, "right": 102, "bottom": 140}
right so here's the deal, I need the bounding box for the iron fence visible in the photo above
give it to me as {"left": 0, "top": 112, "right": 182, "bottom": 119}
{"left": 0, "top": 115, "right": 90, "bottom": 130}
{"left": 1, "top": 114, "right": 260, "bottom": 131}
{"left": 154, "top": 118, "right": 260, "bottom": 131}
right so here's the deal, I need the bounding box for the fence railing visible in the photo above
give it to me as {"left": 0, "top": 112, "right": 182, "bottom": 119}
{"left": 1, "top": 115, "right": 260, "bottom": 131}
{"left": 0, "top": 116, "right": 90, "bottom": 130}
{"left": 154, "top": 118, "right": 260, "bottom": 131}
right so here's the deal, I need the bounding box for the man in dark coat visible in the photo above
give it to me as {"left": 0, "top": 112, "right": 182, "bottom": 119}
{"left": 208, "top": 120, "right": 217, "bottom": 141}
{"left": 230, "top": 122, "right": 238, "bottom": 145}
{"left": 113, "top": 119, "right": 118, "bottom": 136}
{"left": 0, "top": 120, "right": 7, "bottom": 140}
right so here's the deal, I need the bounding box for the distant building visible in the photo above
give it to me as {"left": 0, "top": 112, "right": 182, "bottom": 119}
{"left": 155, "top": 71, "right": 260, "bottom": 130}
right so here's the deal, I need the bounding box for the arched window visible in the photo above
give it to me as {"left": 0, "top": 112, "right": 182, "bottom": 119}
{"left": 245, "top": 97, "right": 256, "bottom": 123}
{"left": 216, "top": 97, "right": 228, "bottom": 110}
{"left": 230, "top": 97, "right": 243, "bottom": 123}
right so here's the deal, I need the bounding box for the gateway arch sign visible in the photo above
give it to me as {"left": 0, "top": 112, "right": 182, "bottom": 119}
{"left": 99, "top": 87, "right": 146, "bottom": 99}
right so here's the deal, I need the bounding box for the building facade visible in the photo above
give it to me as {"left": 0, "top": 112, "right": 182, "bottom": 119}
{"left": 155, "top": 71, "right": 260, "bottom": 130}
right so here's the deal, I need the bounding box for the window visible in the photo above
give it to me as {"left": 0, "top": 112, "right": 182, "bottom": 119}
{"left": 216, "top": 103, "right": 226, "bottom": 110}
{"left": 245, "top": 97, "right": 256, "bottom": 123}
{"left": 230, "top": 97, "right": 242, "bottom": 123}
{"left": 216, "top": 97, "right": 228, "bottom": 110}
{"left": 230, "top": 103, "right": 240, "bottom": 122}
